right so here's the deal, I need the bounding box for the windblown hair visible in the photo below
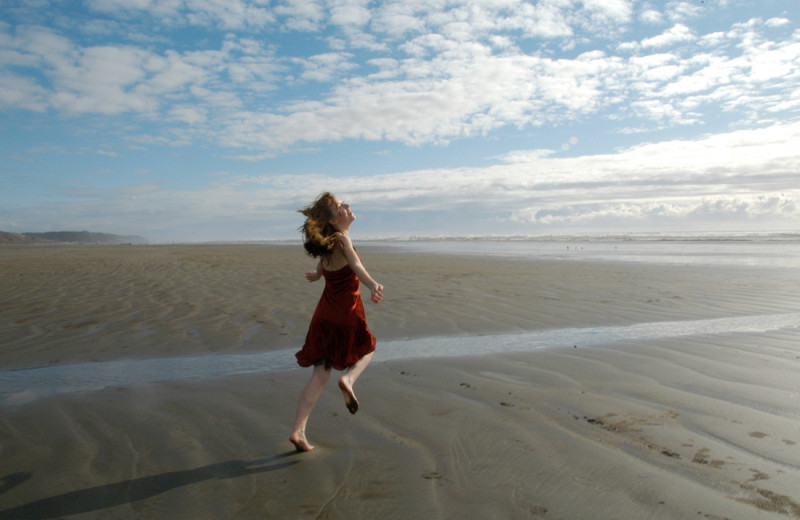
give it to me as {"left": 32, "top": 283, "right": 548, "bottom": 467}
{"left": 298, "top": 192, "right": 340, "bottom": 258}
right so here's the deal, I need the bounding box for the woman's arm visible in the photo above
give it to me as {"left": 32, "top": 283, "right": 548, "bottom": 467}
{"left": 305, "top": 260, "right": 322, "bottom": 282}
{"left": 338, "top": 233, "right": 383, "bottom": 303}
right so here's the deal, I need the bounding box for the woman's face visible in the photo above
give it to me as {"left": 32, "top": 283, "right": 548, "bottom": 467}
{"left": 330, "top": 197, "right": 355, "bottom": 230}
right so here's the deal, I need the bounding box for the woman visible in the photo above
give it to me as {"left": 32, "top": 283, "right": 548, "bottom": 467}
{"left": 290, "top": 192, "right": 383, "bottom": 452}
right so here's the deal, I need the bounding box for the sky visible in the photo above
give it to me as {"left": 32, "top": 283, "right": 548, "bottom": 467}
{"left": 1, "top": 0, "right": 799, "bottom": 243}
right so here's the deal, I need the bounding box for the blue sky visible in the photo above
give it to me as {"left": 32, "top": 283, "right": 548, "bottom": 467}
{"left": 1, "top": 0, "right": 798, "bottom": 243}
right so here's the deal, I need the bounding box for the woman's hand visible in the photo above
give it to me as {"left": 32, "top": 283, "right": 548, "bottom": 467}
{"left": 370, "top": 283, "right": 384, "bottom": 304}
{"left": 306, "top": 270, "right": 322, "bottom": 282}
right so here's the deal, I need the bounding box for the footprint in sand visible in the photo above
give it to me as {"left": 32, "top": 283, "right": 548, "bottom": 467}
{"left": 421, "top": 471, "right": 442, "bottom": 480}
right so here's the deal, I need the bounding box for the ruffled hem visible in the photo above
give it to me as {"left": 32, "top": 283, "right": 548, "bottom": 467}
{"left": 295, "top": 338, "right": 376, "bottom": 371}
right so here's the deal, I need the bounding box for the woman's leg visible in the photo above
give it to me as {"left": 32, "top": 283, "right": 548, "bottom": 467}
{"left": 338, "top": 352, "right": 373, "bottom": 414}
{"left": 290, "top": 364, "right": 331, "bottom": 451}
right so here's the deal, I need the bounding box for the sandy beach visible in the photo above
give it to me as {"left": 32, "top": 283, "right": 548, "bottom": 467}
{"left": 1, "top": 244, "right": 799, "bottom": 519}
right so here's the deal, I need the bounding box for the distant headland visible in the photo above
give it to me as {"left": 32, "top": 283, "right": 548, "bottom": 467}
{"left": 0, "top": 231, "right": 147, "bottom": 245}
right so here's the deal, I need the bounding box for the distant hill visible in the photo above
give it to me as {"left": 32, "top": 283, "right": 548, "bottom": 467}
{"left": 0, "top": 231, "right": 147, "bottom": 245}
{"left": 0, "top": 231, "right": 33, "bottom": 244}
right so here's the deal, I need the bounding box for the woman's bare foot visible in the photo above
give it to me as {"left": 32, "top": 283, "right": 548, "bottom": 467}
{"left": 289, "top": 431, "right": 315, "bottom": 452}
{"left": 338, "top": 378, "right": 359, "bottom": 414}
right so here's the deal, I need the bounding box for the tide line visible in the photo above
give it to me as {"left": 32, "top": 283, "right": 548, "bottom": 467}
{"left": 2, "top": 312, "right": 798, "bottom": 406}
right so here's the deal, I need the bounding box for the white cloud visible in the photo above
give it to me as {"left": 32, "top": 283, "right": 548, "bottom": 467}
{"left": 46, "top": 45, "right": 157, "bottom": 114}
{"left": 141, "top": 51, "right": 212, "bottom": 94}
{"left": 513, "top": 1, "right": 574, "bottom": 38}
{"left": 184, "top": 0, "right": 275, "bottom": 29}
{"left": 86, "top": 0, "right": 275, "bottom": 29}
{"left": 509, "top": 193, "right": 800, "bottom": 226}
{"left": 297, "top": 52, "right": 357, "bottom": 82}
{"left": 169, "top": 104, "right": 207, "bottom": 124}
{"left": 369, "top": 2, "right": 426, "bottom": 37}
{"left": 203, "top": 12, "right": 798, "bottom": 152}
{"left": 580, "top": 0, "right": 633, "bottom": 27}
{"left": 0, "top": 74, "right": 48, "bottom": 111}
{"left": 6, "top": 119, "right": 799, "bottom": 241}
{"left": 765, "top": 17, "right": 791, "bottom": 28}
{"left": 641, "top": 23, "right": 695, "bottom": 48}
{"left": 3, "top": 0, "right": 800, "bottom": 242}
{"left": 664, "top": 1, "right": 704, "bottom": 23}
{"left": 328, "top": 0, "right": 371, "bottom": 29}
{"left": 3, "top": 2, "right": 799, "bottom": 156}
{"left": 639, "top": 8, "right": 664, "bottom": 25}
{"left": 274, "top": 0, "right": 326, "bottom": 31}
{"left": 0, "top": 23, "right": 283, "bottom": 120}
{"left": 214, "top": 42, "right": 632, "bottom": 151}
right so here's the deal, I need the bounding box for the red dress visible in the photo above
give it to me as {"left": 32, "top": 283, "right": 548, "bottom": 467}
{"left": 296, "top": 263, "right": 376, "bottom": 370}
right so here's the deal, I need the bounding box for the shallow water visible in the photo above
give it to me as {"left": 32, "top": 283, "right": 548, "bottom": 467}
{"left": 3, "top": 312, "right": 798, "bottom": 406}
{"left": 362, "top": 233, "right": 800, "bottom": 268}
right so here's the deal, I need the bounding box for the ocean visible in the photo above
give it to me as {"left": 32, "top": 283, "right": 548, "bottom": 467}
{"left": 361, "top": 231, "right": 800, "bottom": 268}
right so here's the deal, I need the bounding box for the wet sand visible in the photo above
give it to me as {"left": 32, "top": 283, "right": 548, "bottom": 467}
{"left": 2, "top": 244, "right": 797, "bottom": 370}
{"left": 1, "top": 244, "right": 799, "bottom": 519}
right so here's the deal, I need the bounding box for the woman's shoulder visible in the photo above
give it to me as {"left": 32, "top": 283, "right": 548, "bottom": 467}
{"left": 334, "top": 232, "right": 358, "bottom": 253}
{"left": 333, "top": 231, "right": 352, "bottom": 244}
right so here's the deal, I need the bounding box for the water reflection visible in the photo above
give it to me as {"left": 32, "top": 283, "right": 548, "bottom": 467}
{"left": 3, "top": 312, "right": 798, "bottom": 406}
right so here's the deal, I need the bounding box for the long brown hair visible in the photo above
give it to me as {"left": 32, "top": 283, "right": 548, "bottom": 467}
{"left": 298, "top": 192, "right": 340, "bottom": 257}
